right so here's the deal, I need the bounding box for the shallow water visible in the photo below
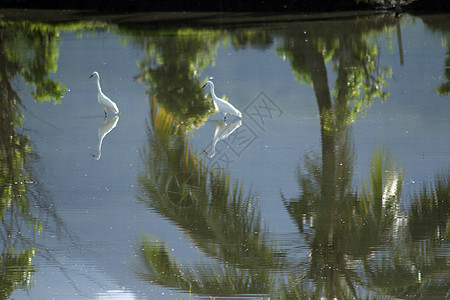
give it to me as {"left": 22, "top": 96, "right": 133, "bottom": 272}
{"left": 0, "top": 11, "right": 449, "bottom": 299}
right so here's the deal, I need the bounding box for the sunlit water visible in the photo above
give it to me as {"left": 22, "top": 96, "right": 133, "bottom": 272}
{"left": 0, "top": 11, "right": 448, "bottom": 299}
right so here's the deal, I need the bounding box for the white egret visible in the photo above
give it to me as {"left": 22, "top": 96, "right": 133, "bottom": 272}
{"left": 202, "top": 81, "right": 242, "bottom": 121}
{"left": 93, "top": 116, "right": 119, "bottom": 160}
{"left": 204, "top": 120, "right": 242, "bottom": 158}
{"left": 89, "top": 71, "right": 119, "bottom": 116}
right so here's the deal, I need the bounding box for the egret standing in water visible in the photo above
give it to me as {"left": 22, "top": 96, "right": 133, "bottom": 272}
{"left": 89, "top": 71, "right": 119, "bottom": 116}
{"left": 202, "top": 81, "right": 242, "bottom": 121}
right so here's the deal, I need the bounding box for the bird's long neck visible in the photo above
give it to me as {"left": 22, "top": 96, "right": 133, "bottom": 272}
{"left": 96, "top": 76, "right": 102, "bottom": 93}
{"left": 94, "top": 133, "right": 104, "bottom": 160}
{"left": 209, "top": 84, "right": 216, "bottom": 99}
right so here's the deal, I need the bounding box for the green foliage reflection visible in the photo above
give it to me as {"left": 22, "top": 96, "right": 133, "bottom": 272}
{"left": 277, "top": 15, "right": 448, "bottom": 299}
{"left": 129, "top": 28, "right": 223, "bottom": 129}
{"left": 0, "top": 250, "right": 35, "bottom": 299}
{"left": 0, "top": 21, "right": 67, "bottom": 103}
{"left": 276, "top": 16, "right": 392, "bottom": 131}
{"left": 0, "top": 20, "right": 74, "bottom": 297}
{"left": 360, "top": 170, "right": 449, "bottom": 299}
{"left": 138, "top": 236, "right": 274, "bottom": 296}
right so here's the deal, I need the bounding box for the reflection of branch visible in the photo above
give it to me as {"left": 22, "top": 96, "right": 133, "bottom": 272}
{"left": 396, "top": 20, "right": 405, "bottom": 66}
{"left": 36, "top": 244, "right": 104, "bottom": 297}
{"left": 21, "top": 105, "right": 60, "bottom": 129}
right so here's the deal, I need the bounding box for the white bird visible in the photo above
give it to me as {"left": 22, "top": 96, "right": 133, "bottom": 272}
{"left": 205, "top": 120, "right": 242, "bottom": 158}
{"left": 202, "top": 81, "right": 242, "bottom": 121}
{"left": 93, "top": 116, "right": 119, "bottom": 160}
{"left": 89, "top": 71, "right": 119, "bottom": 116}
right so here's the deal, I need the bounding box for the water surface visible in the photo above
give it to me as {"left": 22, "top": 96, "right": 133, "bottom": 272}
{"left": 0, "top": 11, "right": 449, "bottom": 299}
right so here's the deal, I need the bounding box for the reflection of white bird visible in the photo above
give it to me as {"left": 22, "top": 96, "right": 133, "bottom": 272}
{"left": 93, "top": 116, "right": 119, "bottom": 160}
{"left": 89, "top": 71, "right": 119, "bottom": 116}
{"left": 202, "top": 81, "right": 242, "bottom": 121}
{"left": 204, "top": 120, "right": 242, "bottom": 158}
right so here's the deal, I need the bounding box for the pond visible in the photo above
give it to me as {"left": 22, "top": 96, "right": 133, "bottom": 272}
{"left": 0, "top": 10, "right": 449, "bottom": 299}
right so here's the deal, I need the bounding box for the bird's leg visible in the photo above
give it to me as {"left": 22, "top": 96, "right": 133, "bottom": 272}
{"left": 104, "top": 110, "right": 107, "bottom": 118}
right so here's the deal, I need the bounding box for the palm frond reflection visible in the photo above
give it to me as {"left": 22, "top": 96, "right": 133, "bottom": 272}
{"left": 136, "top": 97, "right": 282, "bottom": 296}
{"left": 136, "top": 235, "right": 274, "bottom": 296}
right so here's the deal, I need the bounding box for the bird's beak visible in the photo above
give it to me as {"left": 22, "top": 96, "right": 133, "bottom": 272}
{"left": 89, "top": 74, "right": 95, "bottom": 79}
{"left": 201, "top": 83, "right": 206, "bottom": 89}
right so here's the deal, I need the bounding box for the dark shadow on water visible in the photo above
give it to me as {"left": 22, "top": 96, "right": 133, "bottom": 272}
{"left": 0, "top": 9, "right": 396, "bottom": 29}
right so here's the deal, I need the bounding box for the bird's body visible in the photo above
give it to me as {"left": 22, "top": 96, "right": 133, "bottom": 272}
{"left": 202, "top": 81, "right": 242, "bottom": 120}
{"left": 89, "top": 72, "right": 119, "bottom": 116}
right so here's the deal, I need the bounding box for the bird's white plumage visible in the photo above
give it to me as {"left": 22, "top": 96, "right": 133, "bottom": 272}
{"left": 202, "top": 81, "right": 242, "bottom": 119}
{"left": 90, "top": 71, "right": 119, "bottom": 115}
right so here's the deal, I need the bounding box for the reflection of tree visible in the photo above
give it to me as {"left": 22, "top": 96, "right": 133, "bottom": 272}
{"left": 136, "top": 97, "right": 282, "bottom": 296}
{"left": 275, "top": 34, "right": 392, "bottom": 297}
{"left": 283, "top": 144, "right": 409, "bottom": 298}
{"left": 128, "top": 29, "right": 224, "bottom": 129}
{"left": 360, "top": 170, "right": 449, "bottom": 299}
{"left": 419, "top": 15, "right": 450, "bottom": 96}
{"left": 229, "top": 28, "right": 274, "bottom": 50}
{"left": 343, "top": 146, "right": 405, "bottom": 258}
{"left": 277, "top": 15, "right": 394, "bottom": 241}
{"left": 125, "top": 18, "right": 449, "bottom": 298}
{"left": 278, "top": 15, "right": 448, "bottom": 299}
{"left": 281, "top": 130, "right": 359, "bottom": 299}
{"left": 1, "top": 21, "right": 66, "bottom": 103}
{"left": 126, "top": 26, "right": 280, "bottom": 129}
{"left": 0, "top": 21, "right": 71, "bottom": 297}
{"left": 0, "top": 23, "right": 38, "bottom": 298}
{"left": 277, "top": 18, "right": 392, "bottom": 132}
